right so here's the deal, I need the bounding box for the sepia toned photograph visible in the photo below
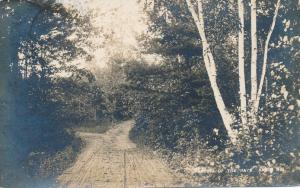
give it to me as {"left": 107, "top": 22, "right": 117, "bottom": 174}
{"left": 0, "top": 0, "right": 299, "bottom": 187}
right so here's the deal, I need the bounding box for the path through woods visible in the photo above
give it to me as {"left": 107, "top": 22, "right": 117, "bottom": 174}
{"left": 57, "top": 120, "right": 183, "bottom": 188}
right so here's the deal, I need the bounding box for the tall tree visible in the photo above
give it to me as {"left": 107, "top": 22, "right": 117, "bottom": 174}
{"left": 186, "top": 0, "right": 238, "bottom": 142}
{"left": 238, "top": 0, "right": 247, "bottom": 126}
{"left": 184, "top": 0, "right": 286, "bottom": 143}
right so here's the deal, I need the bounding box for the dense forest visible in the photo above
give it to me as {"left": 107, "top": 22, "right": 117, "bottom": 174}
{"left": 0, "top": 0, "right": 299, "bottom": 187}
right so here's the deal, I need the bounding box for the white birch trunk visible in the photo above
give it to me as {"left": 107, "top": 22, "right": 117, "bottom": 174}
{"left": 238, "top": 0, "right": 247, "bottom": 125}
{"left": 254, "top": 0, "right": 281, "bottom": 112}
{"left": 186, "top": 0, "right": 237, "bottom": 143}
{"left": 250, "top": 0, "right": 258, "bottom": 104}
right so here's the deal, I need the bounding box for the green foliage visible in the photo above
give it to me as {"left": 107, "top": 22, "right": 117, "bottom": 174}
{"left": 206, "top": 69, "right": 300, "bottom": 186}
{"left": 131, "top": 0, "right": 240, "bottom": 151}
{"left": 95, "top": 57, "right": 135, "bottom": 121}
{"left": 127, "top": 59, "right": 230, "bottom": 151}
{"left": 52, "top": 72, "right": 106, "bottom": 123}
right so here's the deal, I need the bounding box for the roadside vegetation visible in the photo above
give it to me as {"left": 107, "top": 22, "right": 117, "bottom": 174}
{"left": 0, "top": 1, "right": 127, "bottom": 186}
{"left": 129, "top": 0, "right": 300, "bottom": 186}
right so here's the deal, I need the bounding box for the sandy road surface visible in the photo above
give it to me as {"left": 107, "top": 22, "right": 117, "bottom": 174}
{"left": 57, "top": 120, "right": 183, "bottom": 188}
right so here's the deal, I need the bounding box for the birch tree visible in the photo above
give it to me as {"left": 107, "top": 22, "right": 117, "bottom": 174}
{"left": 253, "top": 0, "right": 281, "bottom": 112}
{"left": 186, "top": 0, "right": 238, "bottom": 143}
{"left": 250, "top": 0, "right": 258, "bottom": 106}
{"left": 141, "top": 0, "right": 299, "bottom": 184}
{"left": 185, "top": 0, "right": 282, "bottom": 143}
{"left": 238, "top": 0, "right": 247, "bottom": 126}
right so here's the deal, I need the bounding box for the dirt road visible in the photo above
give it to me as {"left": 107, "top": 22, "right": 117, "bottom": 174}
{"left": 57, "top": 120, "right": 183, "bottom": 188}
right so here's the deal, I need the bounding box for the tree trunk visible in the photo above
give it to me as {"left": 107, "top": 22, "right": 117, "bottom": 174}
{"left": 254, "top": 0, "right": 281, "bottom": 112}
{"left": 238, "top": 0, "right": 247, "bottom": 125}
{"left": 250, "top": 0, "right": 258, "bottom": 104}
{"left": 186, "top": 0, "right": 237, "bottom": 143}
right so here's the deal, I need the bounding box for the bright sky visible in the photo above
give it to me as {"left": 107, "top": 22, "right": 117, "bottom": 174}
{"left": 57, "top": 0, "right": 148, "bottom": 69}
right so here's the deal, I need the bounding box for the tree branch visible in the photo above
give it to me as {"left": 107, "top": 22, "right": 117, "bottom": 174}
{"left": 254, "top": 0, "right": 281, "bottom": 112}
